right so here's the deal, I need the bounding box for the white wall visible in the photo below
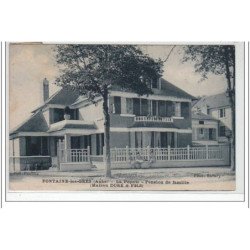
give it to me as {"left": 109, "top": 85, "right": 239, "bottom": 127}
{"left": 79, "top": 101, "right": 104, "bottom": 122}
{"left": 192, "top": 119, "right": 218, "bottom": 128}
{"left": 210, "top": 107, "right": 232, "bottom": 129}
{"left": 78, "top": 101, "right": 104, "bottom": 130}
{"left": 192, "top": 119, "right": 218, "bottom": 143}
{"left": 11, "top": 138, "right": 20, "bottom": 156}
{"left": 42, "top": 108, "right": 50, "bottom": 125}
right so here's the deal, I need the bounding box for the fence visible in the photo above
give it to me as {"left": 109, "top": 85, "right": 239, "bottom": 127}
{"left": 56, "top": 141, "right": 229, "bottom": 169}
{"left": 110, "top": 145, "right": 228, "bottom": 163}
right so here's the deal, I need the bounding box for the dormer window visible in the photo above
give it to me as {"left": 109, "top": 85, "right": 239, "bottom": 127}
{"left": 151, "top": 77, "right": 161, "bottom": 89}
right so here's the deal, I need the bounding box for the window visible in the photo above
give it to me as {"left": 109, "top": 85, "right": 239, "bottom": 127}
{"left": 175, "top": 102, "right": 181, "bottom": 117}
{"left": 181, "top": 102, "right": 190, "bottom": 118}
{"left": 141, "top": 99, "right": 149, "bottom": 116}
{"left": 71, "top": 137, "right": 80, "bottom": 149}
{"left": 152, "top": 100, "right": 157, "bottom": 116}
{"left": 114, "top": 96, "right": 121, "bottom": 114}
{"left": 166, "top": 101, "right": 174, "bottom": 117}
{"left": 72, "top": 109, "right": 79, "bottom": 120}
{"left": 199, "top": 128, "right": 204, "bottom": 135}
{"left": 158, "top": 101, "right": 166, "bottom": 117}
{"left": 26, "top": 137, "right": 48, "bottom": 156}
{"left": 219, "top": 108, "right": 226, "bottom": 118}
{"left": 160, "top": 132, "right": 175, "bottom": 148}
{"left": 209, "top": 128, "right": 216, "bottom": 140}
{"left": 95, "top": 134, "right": 104, "bottom": 155}
{"left": 219, "top": 126, "right": 226, "bottom": 136}
{"left": 53, "top": 108, "right": 64, "bottom": 123}
{"left": 135, "top": 132, "right": 143, "bottom": 148}
{"left": 151, "top": 77, "right": 159, "bottom": 89}
{"left": 199, "top": 121, "right": 204, "bottom": 125}
{"left": 133, "top": 98, "right": 141, "bottom": 116}
{"left": 126, "top": 98, "right": 133, "bottom": 114}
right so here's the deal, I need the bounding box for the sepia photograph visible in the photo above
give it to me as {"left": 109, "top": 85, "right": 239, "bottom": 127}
{"left": 7, "top": 43, "right": 243, "bottom": 197}
{"left": 2, "top": 2, "right": 250, "bottom": 250}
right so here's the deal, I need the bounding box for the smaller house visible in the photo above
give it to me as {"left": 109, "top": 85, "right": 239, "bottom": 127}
{"left": 192, "top": 111, "right": 219, "bottom": 145}
{"left": 192, "top": 92, "right": 232, "bottom": 144}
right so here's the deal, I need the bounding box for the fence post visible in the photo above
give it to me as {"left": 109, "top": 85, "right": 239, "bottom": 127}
{"left": 126, "top": 146, "right": 129, "bottom": 162}
{"left": 187, "top": 145, "right": 190, "bottom": 160}
{"left": 87, "top": 146, "right": 91, "bottom": 163}
{"left": 168, "top": 145, "right": 171, "bottom": 161}
{"left": 57, "top": 139, "right": 62, "bottom": 170}
{"left": 103, "top": 146, "right": 106, "bottom": 163}
{"left": 206, "top": 145, "right": 209, "bottom": 160}
{"left": 114, "top": 147, "right": 117, "bottom": 162}
{"left": 147, "top": 145, "right": 150, "bottom": 161}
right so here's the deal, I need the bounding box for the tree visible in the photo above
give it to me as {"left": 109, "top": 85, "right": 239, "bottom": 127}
{"left": 55, "top": 45, "right": 163, "bottom": 177}
{"left": 182, "top": 45, "right": 235, "bottom": 171}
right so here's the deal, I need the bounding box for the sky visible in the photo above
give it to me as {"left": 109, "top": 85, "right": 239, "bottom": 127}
{"left": 9, "top": 44, "right": 227, "bottom": 129}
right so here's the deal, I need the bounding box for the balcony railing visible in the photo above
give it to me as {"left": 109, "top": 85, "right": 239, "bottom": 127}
{"left": 134, "top": 116, "right": 173, "bottom": 123}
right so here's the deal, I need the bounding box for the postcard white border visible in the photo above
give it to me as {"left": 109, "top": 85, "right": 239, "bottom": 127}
{"left": 5, "top": 42, "right": 245, "bottom": 202}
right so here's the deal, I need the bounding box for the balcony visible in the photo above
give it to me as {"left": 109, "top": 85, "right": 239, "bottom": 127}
{"left": 134, "top": 116, "right": 173, "bottom": 123}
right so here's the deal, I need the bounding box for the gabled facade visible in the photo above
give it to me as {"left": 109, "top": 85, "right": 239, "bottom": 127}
{"left": 9, "top": 77, "right": 195, "bottom": 171}
{"left": 192, "top": 92, "right": 232, "bottom": 143}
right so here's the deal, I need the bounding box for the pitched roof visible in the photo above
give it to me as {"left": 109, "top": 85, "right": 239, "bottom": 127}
{"left": 10, "top": 111, "right": 49, "bottom": 135}
{"left": 192, "top": 111, "right": 218, "bottom": 121}
{"left": 11, "top": 78, "right": 195, "bottom": 136}
{"left": 10, "top": 111, "right": 97, "bottom": 136}
{"left": 193, "top": 92, "right": 230, "bottom": 110}
{"left": 32, "top": 87, "right": 79, "bottom": 113}
{"left": 72, "top": 78, "right": 196, "bottom": 106}
{"left": 157, "top": 78, "right": 196, "bottom": 100}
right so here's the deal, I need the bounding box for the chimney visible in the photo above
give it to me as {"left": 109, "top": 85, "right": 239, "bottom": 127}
{"left": 42, "top": 78, "right": 49, "bottom": 102}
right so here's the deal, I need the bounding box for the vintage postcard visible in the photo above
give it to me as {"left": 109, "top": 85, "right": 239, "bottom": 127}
{"left": 6, "top": 43, "right": 245, "bottom": 201}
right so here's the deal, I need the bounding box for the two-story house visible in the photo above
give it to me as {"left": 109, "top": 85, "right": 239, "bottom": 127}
{"left": 9, "top": 77, "right": 195, "bottom": 171}
{"left": 192, "top": 92, "right": 232, "bottom": 144}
